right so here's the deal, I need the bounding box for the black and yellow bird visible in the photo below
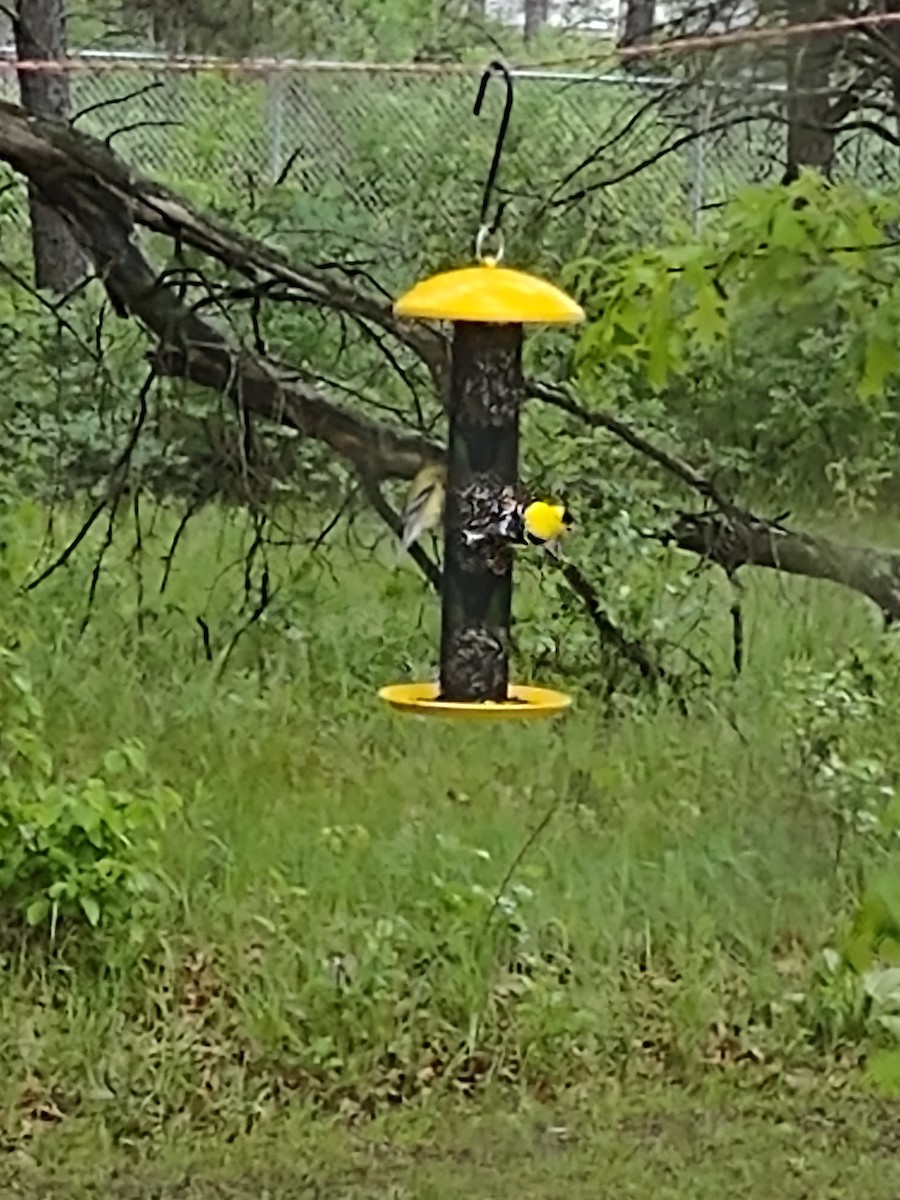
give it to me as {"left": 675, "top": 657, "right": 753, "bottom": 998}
{"left": 399, "top": 464, "right": 573, "bottom": 559}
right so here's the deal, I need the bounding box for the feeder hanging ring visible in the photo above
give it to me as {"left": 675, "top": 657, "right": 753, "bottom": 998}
{"left": 475, "top": 223, "right": 504, "bottom": 264}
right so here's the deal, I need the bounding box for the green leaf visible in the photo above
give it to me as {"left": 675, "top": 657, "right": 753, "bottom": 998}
{"left": 80, "top": 896, "right": 100, "bottom": 927}
{"left": 867, "top": 1048, "right": 900, "bottom": 1096}
{"left": 844, "top": 877, "right": 900, "bottom": 970}
{"left": 770, "top": 206, "right": 807, "bottom": 251}
{"left": 863, "top": 967, "right": 900, "bottom": 1008}
{"left": 121, "top": 741, "right": 148, "bottom": 775}
{"left": 860, "top": 333, "right": 899, "bottom": 400}
{"left": 102, "top": 749, "right": 127, "bottom": 778}
{"left": 645, "top": 280, "right": 674, "bottom": 390}
{"left": 25, "top": 898, "right": 48, "bottom": 926}
{"left": 11, "top": 672, "right": 32, "bottom": 695}
{"left": 689, "top": 284, "right": 727, "bottom": 347}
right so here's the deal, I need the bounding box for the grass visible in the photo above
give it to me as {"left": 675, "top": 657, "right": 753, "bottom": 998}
{"left": 5, "top": 1083, "right": 900, "bottom": 1198}
{"left": 1, "top": 498, "right": 899, "bottom": 1195}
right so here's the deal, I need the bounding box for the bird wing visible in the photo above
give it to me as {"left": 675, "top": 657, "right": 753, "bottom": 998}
{"left": 401, "top": 481, "right": 441, "bottom": 550}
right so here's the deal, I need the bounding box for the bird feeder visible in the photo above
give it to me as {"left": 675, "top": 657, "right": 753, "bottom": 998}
{"left": 379, "top": 63, "right": 584, "bottom": 721}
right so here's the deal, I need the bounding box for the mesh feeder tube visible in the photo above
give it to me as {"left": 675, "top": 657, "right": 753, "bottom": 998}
{"left": 440, "top": 319, "right": 522, "bottom": 701}
{"left": 392, "top": 260, "right": 584, "bottom": 706}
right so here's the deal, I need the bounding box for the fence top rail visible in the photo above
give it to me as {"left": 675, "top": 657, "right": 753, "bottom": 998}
{"left": 0, "top": 47, "right": 790, "bottom": 92}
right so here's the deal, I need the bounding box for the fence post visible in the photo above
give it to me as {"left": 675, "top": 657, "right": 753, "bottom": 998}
{"left": 688, "top": 83, "right": 710, "bottom": 233}
{"left": 266, "top": 69, "right": 285, "bottom": 183}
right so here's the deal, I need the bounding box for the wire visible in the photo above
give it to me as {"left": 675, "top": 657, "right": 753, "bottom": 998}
{"left": 3, "top": 11, "right": 900, "bottom": 76}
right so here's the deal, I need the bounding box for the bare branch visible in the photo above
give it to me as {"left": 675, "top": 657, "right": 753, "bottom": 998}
{"left": 27, "top": 367, "right": 155, "bottom": 591}
{"left": 528, "top": 380, "right": 731, "bottom": 507}
{"left": 557, "top": 560, "right": 675, "bottom": 687}
{"left": 530, "top": 381, "right": 900, "bottom": 624}
{"left": 552, "top": 113, "right": 767, "bottom": 211}
{"left": 73, "top": 80, "right": 166, "bottom": 125}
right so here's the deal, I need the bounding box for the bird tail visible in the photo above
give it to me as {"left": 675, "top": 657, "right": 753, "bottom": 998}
{"left": 401, "top": 508, "right": 423, "bottom": 551}
{"left": 394, "top": 493, "right": 425, "bottom": 565}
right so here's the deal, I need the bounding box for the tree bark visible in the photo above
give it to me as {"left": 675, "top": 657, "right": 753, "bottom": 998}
{"left": 14, "top": 0, "right": 85, "bottom": 292}
{"left": 619, "top": 0, "right": 655, "bottom": 48}
{"left": 783, "top": 0, "right": 844, "bottom": 181}
{"left": 523, "top": 0, "right": 548, "bottom": 45}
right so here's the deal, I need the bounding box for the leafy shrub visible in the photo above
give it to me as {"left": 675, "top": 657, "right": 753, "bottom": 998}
{"left": 569, "top": 172, "right": 900, "bottom": 505}
{"left": 780, "top": 645, "right": 900, "bottom": 1092}
{"left": 780, "top": 648, "right": 899, "bottom": 863}
{"left": 0, "top": 502, "right": 182, "bottom": 934}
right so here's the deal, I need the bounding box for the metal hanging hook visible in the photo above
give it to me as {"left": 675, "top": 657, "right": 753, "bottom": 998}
{"left": 473, "top": 60, "right": 513, "bottom": 259}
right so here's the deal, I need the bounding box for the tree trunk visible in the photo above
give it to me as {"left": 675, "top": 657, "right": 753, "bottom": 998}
{"left": 619, "top": 0, "right": 655, "bottom": 48}
{"left": 783, "top": 0, "right": 843, "bottom": 181}
{"left": 876, "top": 0, "right": 900, "bottom": 137}
{"left": 116, "top": 0, "right": 152, "bottom": 45}
{"left": 523, "top": 0, "right": 548, "bottom": 45}
{"left": 14, "top": 0, "right": 85, "bottom": 292}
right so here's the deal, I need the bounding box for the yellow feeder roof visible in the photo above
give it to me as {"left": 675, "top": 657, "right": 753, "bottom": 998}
{"left": 394, "top": 261, "right": 584, "bottom": 326}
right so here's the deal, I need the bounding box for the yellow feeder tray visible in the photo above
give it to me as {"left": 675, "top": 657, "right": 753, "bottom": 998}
{"left": 394, "top": 259, "right": 584, "bottom": 326}
{"left": 378, "top": 681, "right": 572, "bottom": 721}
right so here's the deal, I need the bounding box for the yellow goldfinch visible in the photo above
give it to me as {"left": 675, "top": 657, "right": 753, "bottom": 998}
{"left": 400, "top": 463, "right": 446, "bottom": 553}
{"left": 398, "top": 465, "right": 573, "bottom": 561}
{"left": 521, "top": 501, "right": 574, "bottom": 559}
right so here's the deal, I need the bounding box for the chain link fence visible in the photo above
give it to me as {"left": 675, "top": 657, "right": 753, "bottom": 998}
{"left": 0, "top": 52, "right": 897, "bottom": 272}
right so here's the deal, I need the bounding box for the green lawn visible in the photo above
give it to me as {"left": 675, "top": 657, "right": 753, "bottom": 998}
{"left": 1, "top": 500, "right": 899, "bottom": 1196}
{"left": 4, "top": 1084, "right": 899, "bottom": 1198}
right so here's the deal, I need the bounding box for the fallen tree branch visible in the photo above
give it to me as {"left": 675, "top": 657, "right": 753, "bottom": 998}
{"left": 0, "top": 102, "right": 442, "bottom": 484}
{"left": 3, "top": 99, "right": 899, "bottom": 652}
{"left": 151, "top": 347, "right": 441, "bottom": 482}
{"left": 0, "top": 101, "right": 447, "bottom": 384}
{"left": 670, "top": 510, "right": 900, "bottom": 624}
{"left": 527, "top": 380, "right": 731, "bottom": 508}
{"left": 528, "top": 381, "right": 900, "bottom": 624}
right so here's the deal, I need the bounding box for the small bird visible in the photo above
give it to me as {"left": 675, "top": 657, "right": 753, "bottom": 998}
{"left": 519, "top": 501, "right": 574, "bottom": 559}
{"left": 400, "top": 462, "right": 447, "bottom": 554}
{"left": 399, "top": 465, "right": 573, "bottom": 561}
